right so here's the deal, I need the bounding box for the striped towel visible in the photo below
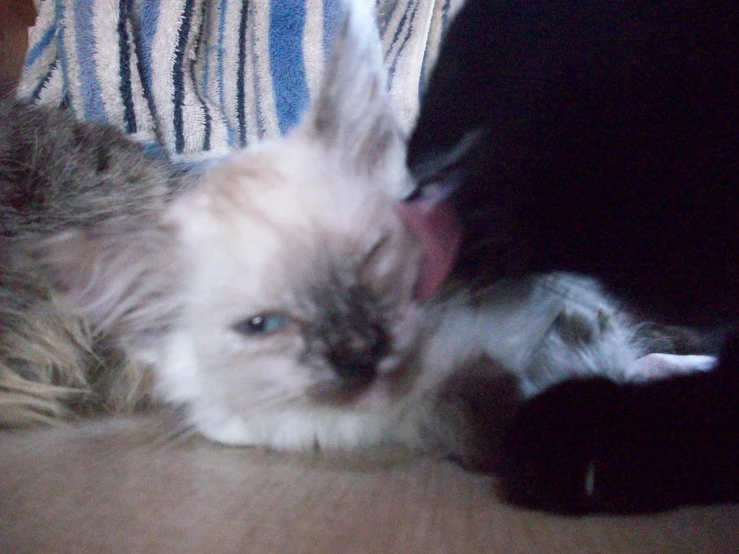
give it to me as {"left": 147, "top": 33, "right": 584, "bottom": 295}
{"left": 18, "top": 0, "right": 464, "bottom": 167}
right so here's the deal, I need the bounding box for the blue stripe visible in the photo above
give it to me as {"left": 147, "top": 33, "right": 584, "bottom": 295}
{"left": 73, "top": 0, "right": 106, "bottom": 121}
{"left": 269, "top": 0, "right": 309, "bottom": 134}
{"left": 25, "top": 25, "right": 56, "bottom": 69}
{"left": 322, "top": 0, "right": 340, "bottom": 59}
{"left": 388, "top": 0, "right": 413, "bottom": 55}
{"left": 175, "top": 159, "right": 222, "bottom": 173}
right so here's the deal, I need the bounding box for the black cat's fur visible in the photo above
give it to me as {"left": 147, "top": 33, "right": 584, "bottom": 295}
{"left": 408, "top": 0, "right": 739, "bottom": 513}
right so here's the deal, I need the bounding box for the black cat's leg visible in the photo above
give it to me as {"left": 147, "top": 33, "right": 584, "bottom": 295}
{"left": 498, "top": 332, "right": 739, "bottom": 514}
{"left": 498, "top": 377, "right": 622, "bottom": 514}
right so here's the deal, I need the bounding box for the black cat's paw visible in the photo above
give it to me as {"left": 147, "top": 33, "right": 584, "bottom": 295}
{"left": 497, "top": 368, "right": 739, "bottom": 514}
{"left": 497, "top": 377, "right": 622, "bottom": 514}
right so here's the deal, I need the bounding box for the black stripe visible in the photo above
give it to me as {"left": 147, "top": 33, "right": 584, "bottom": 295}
{"left": 190, "top": 0, "right": 212, "bottom": 151}
{"left": 237, "top": 0, "right": 249, "bottom": 146}
{"left": 31, "top": 58, "right": 59, "bottom": 102}
{"left": 388, "top": 7, "right": 409, "bottom": 59}
{"left": 388, "top": 0, "right": 419, "bottom": 90}
{"left": 118, "top": 0, "right": 137, "bottom": 134}
{"left": 128, "top": 7, "right": 161, "bottom": 146}
{"left": 380, "top": 0, "right": 401, "bottom": 36}
{"left": 173, "top": 0, "right": 196, "bottom": 154}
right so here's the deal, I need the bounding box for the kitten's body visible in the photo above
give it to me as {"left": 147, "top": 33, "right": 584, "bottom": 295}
{"left": 408, "top": 0, "right": 739, "bottom": 511}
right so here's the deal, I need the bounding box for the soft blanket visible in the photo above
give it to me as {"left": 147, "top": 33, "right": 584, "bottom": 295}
{"left": 19, "top": 0, "right": 462, "bottom": 166}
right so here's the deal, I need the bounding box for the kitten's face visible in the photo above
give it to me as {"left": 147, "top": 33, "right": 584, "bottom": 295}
{"left": 39, "top": 3, "right": 439, "bottom": 450}
{"left": 157, "top": 132, "right": 426, "bottom": 445}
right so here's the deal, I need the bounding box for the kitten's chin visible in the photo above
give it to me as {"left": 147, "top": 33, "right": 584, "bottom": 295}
{"left": 198, "top": 416, "right": 253, "bottom": 446}
{"left": 189, "top": 400, "right": 405, "bottom": 451}
{"left": 350, "top": 379, "right": 399, "bottom": 411}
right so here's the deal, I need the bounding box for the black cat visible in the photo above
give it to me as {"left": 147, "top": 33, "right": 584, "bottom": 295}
{"left": 407, "top": 0, "right": 739, "bottom": 513}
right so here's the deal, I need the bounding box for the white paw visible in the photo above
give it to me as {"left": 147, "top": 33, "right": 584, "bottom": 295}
{"left": 626, "top": 353, "right": 717, "bottom": 381}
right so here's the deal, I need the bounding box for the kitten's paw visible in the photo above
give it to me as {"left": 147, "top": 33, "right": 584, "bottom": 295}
{"left": 497, "top": 371, "right": 738, "bottom": 514}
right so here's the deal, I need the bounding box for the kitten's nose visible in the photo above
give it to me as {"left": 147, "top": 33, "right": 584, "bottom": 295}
{"left": 330, "top": 334, "right": 385, "bottom": 382}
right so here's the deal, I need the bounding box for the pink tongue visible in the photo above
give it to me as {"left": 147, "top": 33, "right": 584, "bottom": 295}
{"left": 396, "top": 196, "right": 462, "bottom": 301}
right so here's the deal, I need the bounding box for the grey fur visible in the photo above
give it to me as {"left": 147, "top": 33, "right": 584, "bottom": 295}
{"left": 0, "top": 99, "right": 190, "bottom": 425}
{"left": 0, "top": 101, "right": 189, "bottom": 239}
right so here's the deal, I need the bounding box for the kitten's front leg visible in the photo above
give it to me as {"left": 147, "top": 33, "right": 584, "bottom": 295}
{"left": 424, "top": 356, "right": 523, "bottom": 472}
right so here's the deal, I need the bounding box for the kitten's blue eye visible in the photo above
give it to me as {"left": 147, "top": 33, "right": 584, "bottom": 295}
{"left": 234, "top": 314, "right": 291, "bottom": 336}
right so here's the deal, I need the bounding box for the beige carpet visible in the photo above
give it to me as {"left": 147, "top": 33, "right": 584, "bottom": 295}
{"left": 1, "top": 415, "right": 738, "bottom": 553}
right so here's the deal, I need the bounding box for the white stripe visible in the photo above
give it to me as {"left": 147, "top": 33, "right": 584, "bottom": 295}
{"left": 36, "top": 65, "right": 65, "bottom": 104}
{"left": 149, "top": 0, "right": 187, "bottom": 155}
{"left": 251, "top": 2, "right": 279, "bottom": 139}
{"left": 128, "top": 24, "right": 158, "bottom": 145}
{"left": 93, "top": 0, "right": 126, "bottom": 126}
{"left": 179, "top": 0, "right": 207, "bottom": 154}
{"left": 60, "top": 0, "right": 85, "bottom": 115}
{"left": 220, "top": 0, "right": 242, "bottom": 142}
{"left": 302, "top": 0, "right": 325, "bottom": 102}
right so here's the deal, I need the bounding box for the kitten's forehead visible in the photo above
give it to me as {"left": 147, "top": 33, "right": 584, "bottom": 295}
{"left": 172, "top": 138, "right": 411, "bottom": 252}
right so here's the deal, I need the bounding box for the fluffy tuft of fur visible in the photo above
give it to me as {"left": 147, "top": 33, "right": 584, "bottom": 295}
{"left": 0, "top": 98, "right": 187, "bottom": 426}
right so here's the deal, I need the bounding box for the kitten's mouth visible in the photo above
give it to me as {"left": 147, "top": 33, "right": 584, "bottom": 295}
{"left": 396, "top": 194, "right": 461, "bottom": 301}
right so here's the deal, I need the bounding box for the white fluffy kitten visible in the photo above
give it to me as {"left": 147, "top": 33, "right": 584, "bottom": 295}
{"left": 32, "top": 2, "right": 425, "bottom": 450}
{"left": 11, "top": 2, "right": 712, "bottom": 457}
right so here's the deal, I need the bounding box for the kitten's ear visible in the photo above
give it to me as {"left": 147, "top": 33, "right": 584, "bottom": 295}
{"left": 308, "top": 1, "right": 404, "bottom": 177}
{"left": 29, "top": 223, "right": 181, "bottom": 351}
